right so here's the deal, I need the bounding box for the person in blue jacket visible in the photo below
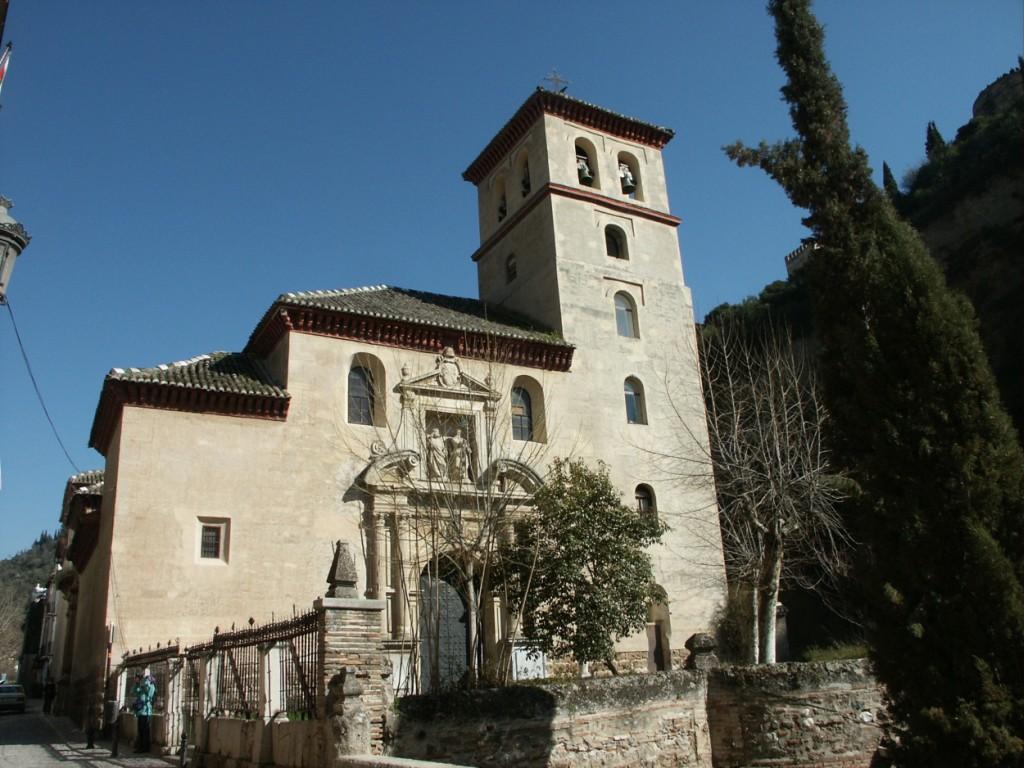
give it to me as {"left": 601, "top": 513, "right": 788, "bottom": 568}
{"left": 130, "top": 672, "right": 156, "bottom": 753}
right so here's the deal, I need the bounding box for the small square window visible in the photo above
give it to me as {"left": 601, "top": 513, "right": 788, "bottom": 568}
{"left": 197, "top": 518, "right": 230, "bottom": 563}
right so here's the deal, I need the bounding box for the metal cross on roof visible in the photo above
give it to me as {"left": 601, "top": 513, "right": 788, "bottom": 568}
{"left": 542, "top": 69, "right": 570, "bottom": 93}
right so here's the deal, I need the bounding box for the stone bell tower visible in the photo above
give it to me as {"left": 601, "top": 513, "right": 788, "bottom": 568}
{"left": 461, "top": 88, "right": 695, "bottom": 345}
{"left": 462, "top": 90, "right": 724, "bottom": 656}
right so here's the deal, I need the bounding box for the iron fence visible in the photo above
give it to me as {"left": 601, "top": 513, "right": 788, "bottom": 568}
{"left": 178, "top": 610, "right": 321, "bottom": 720}
{"left": 277, "top": 611, "right": 319, "bottom": 717}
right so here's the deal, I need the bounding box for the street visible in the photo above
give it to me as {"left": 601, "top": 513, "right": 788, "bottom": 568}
{"left": 0, "top": 700, "right": 171, "bottom": 767}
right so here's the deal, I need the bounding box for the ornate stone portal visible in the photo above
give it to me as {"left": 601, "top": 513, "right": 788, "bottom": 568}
{"left": 357, "top": 348, "right": 542, "bottom": 693}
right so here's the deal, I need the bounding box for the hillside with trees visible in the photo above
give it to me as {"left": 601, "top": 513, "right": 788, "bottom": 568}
{"left": 0, "top": 531, "right": 56, "bottom": 678}
{"left": 891, "top": 62, "right": 1024, "bottom": 436}
{"left": 711, "top": 62, "right": 1024, "bottom": 440}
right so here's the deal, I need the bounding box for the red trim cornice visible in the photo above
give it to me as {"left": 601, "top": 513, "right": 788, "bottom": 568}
{"left": 89, "top": 379, "right": 290, "bottom": 456}
{"left": 470, "top": 182, "right": 681, "bottom": 263}
{"left": 463, "top": 90, "right": 674, "bottom": 185}
{"left": 247, "top": 306, "right": 574, "bottom": 373}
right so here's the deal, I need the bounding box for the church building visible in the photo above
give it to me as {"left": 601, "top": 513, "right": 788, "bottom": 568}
{"left": 53, "top": 89, "right": 725, "bottom": 713}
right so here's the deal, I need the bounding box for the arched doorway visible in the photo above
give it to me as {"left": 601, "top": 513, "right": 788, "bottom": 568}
{"left": 418, "top": 558, "right": 483, "bottom": 691}
{"left": 648, "top": 598, "right": 672, "bottom": 671}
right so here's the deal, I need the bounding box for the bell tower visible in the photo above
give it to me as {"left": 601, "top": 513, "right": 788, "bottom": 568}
{"left": 463, "top": 91, "right": 724, "bottom": 650}
{"left": 462, "top": 88, "right": 695, "bottom": 353}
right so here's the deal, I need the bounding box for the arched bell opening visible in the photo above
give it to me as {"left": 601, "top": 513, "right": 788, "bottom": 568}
{"left": 575, "top": 139, "right": 599, "bottom": 188}
{"left": 617, "top": 151, "right": 643, "bottom": 200}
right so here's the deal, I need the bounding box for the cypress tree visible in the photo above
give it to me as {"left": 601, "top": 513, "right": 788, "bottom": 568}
{"left": 725, "top": 2, "right": 1024, "bottom": 765}
{"left": 925, "top": 120, "right": 947, "bottom": 160}
{"left": 881, "top": 161, "right": 900, "bottom": 201}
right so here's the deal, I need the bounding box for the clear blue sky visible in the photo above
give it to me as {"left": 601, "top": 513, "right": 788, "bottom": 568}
{"left": 1, "top": 1, "right": 1021, "bottom": 559}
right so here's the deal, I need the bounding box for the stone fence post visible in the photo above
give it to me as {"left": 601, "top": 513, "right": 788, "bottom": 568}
{"left": 317, "top": 596, "right": 387, "bottom": 763}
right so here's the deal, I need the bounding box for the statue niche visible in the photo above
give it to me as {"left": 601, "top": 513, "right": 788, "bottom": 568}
{"left": 424, "top": 416, "right": 475, "bottom": 482}
{"left": 385, "top": 347, "right": 500, "bottom": 485}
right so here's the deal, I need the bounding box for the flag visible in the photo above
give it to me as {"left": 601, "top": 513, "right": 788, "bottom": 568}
{"left": 0, "top": 44, "right": 10, "bottom": 98}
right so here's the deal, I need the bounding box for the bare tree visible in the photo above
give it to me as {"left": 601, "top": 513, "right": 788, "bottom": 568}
{"left": 666, "top": 325, "right": 852, "bottom": 663}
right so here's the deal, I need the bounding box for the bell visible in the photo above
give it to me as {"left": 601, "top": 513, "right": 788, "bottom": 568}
{"left": 577, "top": 161, "right": 593, "bottom": 186}
{"left": 619, "top": 163, "right": 637, "bottom": 194}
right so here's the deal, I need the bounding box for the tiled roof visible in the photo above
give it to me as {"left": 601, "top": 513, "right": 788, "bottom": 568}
{"left": 464, "top": 88, "right": 675, "bottom": 184}
{"left": 90, "top": 352, "right": 291, "bottom": 454}
{"left": 107, "top": 352, "right": 288, "bottom": 398}
{"left": 68, "top": 470, "right": 104, "bottom": 488}
{"left": 276, "top": 286, "right": 571, "bottom": 347}
{"left": 61, "top": 470, "right": 104, "bottom": 526}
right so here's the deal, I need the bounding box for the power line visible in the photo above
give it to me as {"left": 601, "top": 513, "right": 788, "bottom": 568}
{"left": 4, "top": 297, "right": 81, "bottom": 473}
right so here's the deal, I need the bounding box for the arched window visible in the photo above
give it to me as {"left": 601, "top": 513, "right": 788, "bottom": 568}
{"left": 617, "top": 152, "right": 642, "bottom": 200}
{"left": 614, "top": 292, "right": 639, "bottom": 338}
{"left": 624, "top": 377, "right": 647, "bottom": 424}
{"left": 511, "top": 387, "right": 533, "bottom": 441}
{"left": 495, "top": 176, "right": 507, "bottom": 223}
{"left": 519, "top": 154, "right": 531, "bottom": 198}
{"left": 635, "top": 485, "right": 656, "bottom": 517}
{"left": 348, "top": 366, "right": 375, "bottom": 425}
{"left": 575, "top": 141, "right": 596, "bottom": 187}
{"left": 506, "top": 253, "right": 517, "bottom": 283}
{"left": 348, "top": 354, "right": 385, "bottom": 426}
{"left": 511, "top": 375, "right": 546, "bottom": 443}
{"left": 605, "top": 225, "right": 628, "bottom": 259}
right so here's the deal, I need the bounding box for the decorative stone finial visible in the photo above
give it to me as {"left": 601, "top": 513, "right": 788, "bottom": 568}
{"left": 684, "top": 632, "right": 720, "bottom": 671}
{"left": 326, "top": 540, "right": 359, "bottom": 598}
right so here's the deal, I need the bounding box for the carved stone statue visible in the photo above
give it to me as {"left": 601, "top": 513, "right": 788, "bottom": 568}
{"left": 448, "top": 428, "right": 470, "bottom": 481}
{"left": 326, "top": 667, "right": 370, "bottom": 757}
{"left": 426, "top": 428, "right": 447, "bottom": 478}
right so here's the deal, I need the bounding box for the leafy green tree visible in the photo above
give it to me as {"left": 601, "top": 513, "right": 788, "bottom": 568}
{"left": 498, "top": 458, "right": 665, "bottom": 674}
{"left": 725, "top": 2, "right": 1024, "bottom": 765}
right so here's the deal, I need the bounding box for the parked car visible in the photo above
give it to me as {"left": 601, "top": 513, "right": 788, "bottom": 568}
{"left": 0, "top": 684, "right": 26, "bottom": 714}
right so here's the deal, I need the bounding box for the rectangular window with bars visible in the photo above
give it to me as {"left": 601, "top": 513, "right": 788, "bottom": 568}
{"left": 201, "top": 526, "right": 221, "bottom": 558}
{"left": 197, "top": 518, "right": 230, "bottom": 563}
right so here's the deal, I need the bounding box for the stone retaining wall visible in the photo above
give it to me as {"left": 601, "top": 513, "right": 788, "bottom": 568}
{"left": 388, "top": 671, "right": 711, "bottom": 767}
{"left": 706, "top": 660, "right": 884, "bottom": 768}
{"left": 386, "top": 661, "right": 884, "bottom": 768}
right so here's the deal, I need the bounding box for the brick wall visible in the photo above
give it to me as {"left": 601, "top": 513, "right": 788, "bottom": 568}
{"left": 319, "top": 597, "right": 388, "bottom": 753}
